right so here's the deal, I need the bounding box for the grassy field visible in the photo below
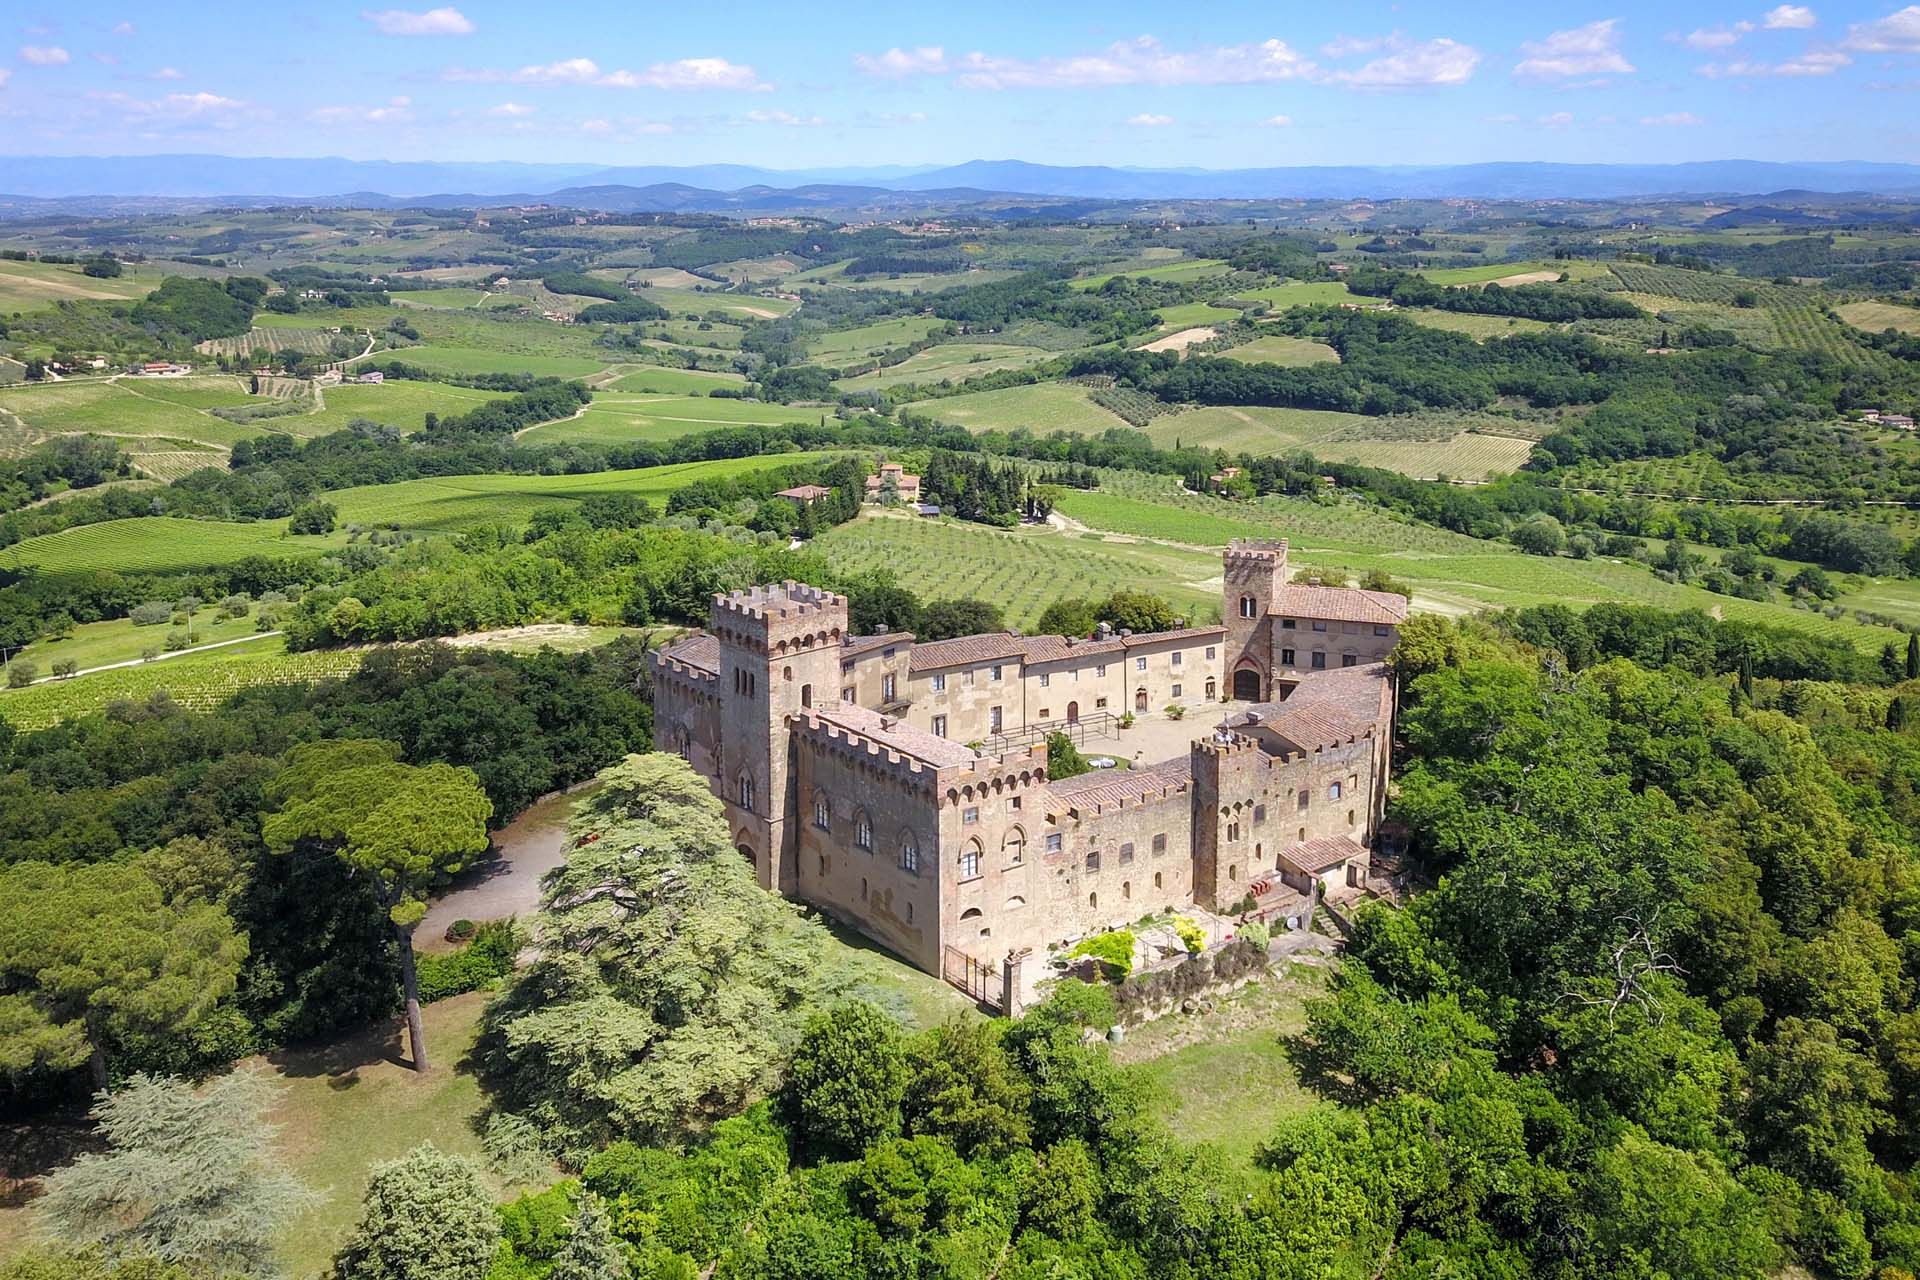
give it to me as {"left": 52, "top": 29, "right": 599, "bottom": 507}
{"left": 1230, "top": 282, "right": 1358, "bottom": 310}
{"left": 604, "top": 365, "right": 748, "bottom": 395}
{"left": 1397, "top": 309, "right": 1556, "bottom": 339}
{"left": 13, "top": 609, "right": 270, "bottom": 674}
{"left": 1220, "top": 335, "right": 1340, "bottom": 366}
{"left": 300, "top": 382, "right": 513, "bottom": 436}
{"left": 806, "top": 316, "right": 946, "bottom": 364}
{"left": 921, "top": 382, "right": 1133, "bottom": 435}
{"left": 1836, "top": 301, "right": 1920, "bottom": 336}
{"left": 0, "top": 379, "right": 262, "bottom": 449}
{"left": 1418, "top": 261, "right": 1561, "bottom": 285}
{"left": 1070, "top": 258, "right": 1230, "bottom": 291}
{"left": 1115, "top": 965, "right": 1328, "bottom": 1164}
{"left": 1317, "top": 433, "right": 1536, "bottom": 480}
{"left": 379, "top": 345, "right": 606, "bottom": 379}
{"left": 1144, "top": 404, "right": 1378, "bottom": 453}
{"left": 1, "top": 516, "right": 330, "bottom": 575}
{"left": 0, "top": 258, "right": 165, "bottom": 311}
{"left": 836, "top": 343, "right": 1055, "bottom": 391}
{"left": 0, "top": 640, "right": 365, "bottom": 729}
{"left": 518, "top": 393, "right": 828, "bottom": 447}
{"left": 630, "top": 287, "right": 796, "bottom": 320}
{"left": 1147, "top": 302, "right": 1245, "bottom": 330}
{"left": 391, "top": 288, "right": 493, "bottom": 309}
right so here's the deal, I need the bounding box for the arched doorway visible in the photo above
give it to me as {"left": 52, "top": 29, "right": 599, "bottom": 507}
{"left": 1205, "top": 677, "right": 1217, "bottom": 700}
{"left": 1233, "top": 668, "right": 1262, "bottom": 701}
{"left": 1134, "top": 688, "right": 1149, "bottom": 712}
{"left": 1066, "top": 701, "right": 1079, "bottom": 724}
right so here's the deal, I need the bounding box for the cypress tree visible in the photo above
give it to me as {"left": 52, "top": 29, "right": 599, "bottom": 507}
{"left": 1908, "top": 633, "right": 1918, "bottom": 680}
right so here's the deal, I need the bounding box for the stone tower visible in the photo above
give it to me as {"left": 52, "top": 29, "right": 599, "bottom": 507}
{"left": 711, "top": 580, "right": 848, "bottom": 893}
{"left": 1223, "top": 538, "right": 1287, "bottom": 701}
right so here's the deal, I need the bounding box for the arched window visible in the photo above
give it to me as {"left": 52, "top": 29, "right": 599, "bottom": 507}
{"left": 1088, "top": 891, "right": 1098, "bottom": 908}
{"left": 1239, "top": 594, "right": 1257, "bottom": 618}
{"left": 813, "top": 792, "right": 831, "bottom": 831}
{"left": 960, "top": 907, "right": 984, "bottom": 920}
{"left": 1005, "top": 895, "right": 1027, "bottom": 909}
{"left": 1003, "top": 826, "right": 1026, "bottom": 865}
{"left": 737, "top": 772, "right": 755, "bottom": 812}
{"left": 1229, "top": 863, "right": 1239, "bottom": 881}
{"left": 854, "top": 810, "right": 873, "bottom": 851}
{"left": 1153, "top": 871, "right": 1163, "bottom": 890}
{"left": 958, "top": 841, "right": 982, "bottom": 880}
{"left": 900, "top": 835, "right": 920, "bottom": 875}
{"left": 1122, "top": 880, "right": 1132, "bottom": 900}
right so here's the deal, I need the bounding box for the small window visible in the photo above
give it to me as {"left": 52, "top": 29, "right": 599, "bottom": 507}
{"left": 1206, "top": 646, "right": 1217, "bottom": 660}
{"left": 1152, "top": 833, "right": 1167, "bottom": 855}
{"left": 841, "top": 660, "right": 854, "bottom": 675}
{"left": 1374, "top": 625, "right": 1391, "bottom": 637}
{"left": 1046, "top": 832, "right": 1063, "bottom": 853}
{"left": 813, "top": 794, "right": 831, "bottom": 830}
{"left": 1342, "top": 654, "right": 1358, "bottom": 668}
{"left": 1172, "top": 651, "right": 1183, "bottom": 667}
{"left": 991, "top": 664, "right": 1003, "bottom": 682}
{"left": 1122, "top": 880, "right": 1132, "bottom": 901}
{"left": 817, "top": 854, "right": 828, "bottom": 876}
{"left": 1312, "top": 652, "right": 1327, "bottom": 670}
{"left": 1153, "top": 871, "right": 1163, "bottom": 889}
{"left": 882, "top": 646, "right": 896, "bottom": 659}
{"left": 989, "top": 706, "right": 1003, "bottom": 733}
{"left": 1119, "top": 841, "right": 1134, "bottom": 865}
{"left": 856, "top": 813, "right": 873, "bottom": 850}
{"left": 931, "top": 673, "right": 946, "bottom": 692}
{"left": 900, "top": 837, "right": 920, "bottom": 875}
{"left": 963, "top": 806, "right": 979, "bottom": 825}
{"left": 1089, "top": 892, "right": 1098, "bottom": 908}
{"left": 1229, "top": 864, "right": 1239, "bottom": 882}
{"left": 1039, "top": 708, "right": 1050, "bottom": 720}
{"left": 1086, "top": 851, "right": 1101, "bottom": 873}
{"left": 842, "top": 687, "right": 854, "bottom": 703}
{"left": 1135, "top": 656, "right": 1147, "bottom": 671}
{"left": 1171, "top": 684, "right": 1182, "bottom": 698}
{"left": 882, "top": 673, "right": 897, "bottom": 701}
{"left": 1348, "top": 809, "right": 1357, "bottom": 826}
{"left": 1298, "top": 789, "right": 1310, "bottom": 811}
{"left": 1010, "top": 796, "right": 1021, "bottom": 810}
{"left": 1039, "top": 672, "right": 1050, "bottom": 687}
{"left": 1096, "top": 664, "right": 1107, "bottom": 677}
{"left": 1281, "top": 618, "right": 1297, "bottom": 630}
{"left": 1006, "top": 895, "right": 1027, "bottom": 910}
{"left": 1253, "top": 804, "right": 1266, "bottom": 824}
{"left": 932, "top": 714, "right": 947, "bottom": 738}
{"left": 1095, "top": 696, "right": 1108, "bottom": 709}
{"left": 1312, "top": 620, "right": 1328, "bottom": 632}
{"left": 1329, "top": 781, "right": 1343, "bottom": 800}
{"left": 1227, "top": 822, "right": 1241, "bottom": 842}
{"left": 1004, "top": 829, "right": 1025, "bottom": 864}
{"left": 1239, "top": 595, "right": 1256, "bottom": 618}
{"left": 860, "top": 877, "right": 868, "bottom": 900}
{"left": 738, "top": 774, "right": 755, "bottom": 812}
{"left": 1281, "top": 648, "right": 1296, "bottom": 665}
{"left": 907, "top": 902, "right": 913, "bottom": 923}
{"left": 959, "top": 845, "right": 981, "bottom": 879}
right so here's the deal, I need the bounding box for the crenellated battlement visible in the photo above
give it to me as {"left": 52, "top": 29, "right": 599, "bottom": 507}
{"left": 1226, "top": 537, "right": 1289, "bottom": 562}
{"left": 713, "top": 580, "right": 847, "bottom": 626}
{"left": 792, "top": 712, "right": 943, "bottom": 791}
{"left": 938, "top": 746, "right": 1049, "bottom": 807}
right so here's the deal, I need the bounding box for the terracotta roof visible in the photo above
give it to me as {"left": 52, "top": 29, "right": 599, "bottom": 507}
{"left": 1017, "top": 634, "right": 1125, "bottom": 665}
{"left": 805, "top": 703, "right": 978, "bottom": 767}
{"left": 1270, "top": 584, "right": 1409, "bottom": 626}
{"left": 909, "top": 632, "right": 1027, "bottom": 673}
{"left": 1281, "top": 835, "right": 1367, "bottom": 875}
{"left": 1218, "top": 662, "right": 1392, "bottom": 749}
{"left": 1262, "top": 705, "right": 1377, "bottom": 753}
{"left": 1046, "top": 758, "right": 1193, "bottom": 811}
{"left": 658, "top": 633, "right": 719, "bottom": 675}
{"left": 842, "top": 630, "right": 914, "bottom": 658}
{"left": 1120, "top": 625, "right": 1226, "bottom": 648}
{"left": 776, "top": 484, "right": 832, "bottom": 499}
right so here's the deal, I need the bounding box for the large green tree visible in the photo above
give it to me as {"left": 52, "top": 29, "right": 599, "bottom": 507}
{"left": 333, "top": 1145, "right": 499, "bottom": 1280}
{"left": 783, "top": 1002, "right": 909, "bottom": 1160}
{"left": 482, "top": 753, "right": 831, "bottom": 1152}
{"left": 0, "top": 860, "right": 246, "bottom": 1087}
{"left": 263, "top": 740, "right": 492, "bottom": 1074}
{"left": 36, "top": 1071, "right": 313, "bottom": 1277}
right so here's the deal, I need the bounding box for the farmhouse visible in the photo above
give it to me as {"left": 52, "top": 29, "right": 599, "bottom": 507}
{"left": 651, "top": 538, "right": 1399, "bottom": 994}
{"left": 355, "top": 370, "right": 384, "bottom": 384}
{"left": 775, "top": 483, "right": 833, "bottom": 505}
{"left": 864, "top": 461, "right": 922, "bottom": 503}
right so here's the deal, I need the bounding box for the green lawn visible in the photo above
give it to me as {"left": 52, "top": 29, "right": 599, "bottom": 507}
{"left": 518, "top": 394, "right": 828, "bottom": 447}
{"left": 299, "top": 382, "right": 513, "bottom": 436}
{"left": 922, "top": 382, "right": 1133, "bottom": 435}
{"left": 1220, "top": 335, "right": 1340, "bottom": 367}
{"left": 835, "top": 343, "right": 1055, "bottom": 392}
{"left": 381, "top": 345, "right": 607, "bottom": 379}
{"left": 14, "top": 609, "right": 271, "bottom": 674}
{"left": 605, "top": 366, "right": 748, "bottom": 395}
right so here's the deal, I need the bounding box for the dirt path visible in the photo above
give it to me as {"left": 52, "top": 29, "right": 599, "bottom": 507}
{"left": 417, "top": 786, "right": 592, "bottom": 947}
{"left": 10, "top": 630, "right": 283, "bottom": 686}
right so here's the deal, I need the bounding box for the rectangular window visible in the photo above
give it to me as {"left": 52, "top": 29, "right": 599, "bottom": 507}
{"left": 1281, "top": 648, "right": 1296, "bottom": 666}
{"left": 882, "top": 647, "right": 896, "bottom": 659}
{"left": 1342, "top": 654, "right": 1357, "bottom": 668}
{"left": 1312, "top": 652, "right": 1327, "bottom": 670}
{"left": 1171, "top": 651, "right": 1182, "bottom": 667}
{"left": 1152, "top": 833, "right": 1167, "bottom": 855}
{"left": 1171, "top": 684, "right": 1182, "bottom": 698}
{"left": 963, "top": 806, "right": 979, "bottom": 825}
{"left": 1281, "top": 618, "right": 1297, "bottom": 630}
{"left": 1085, "top": 851, "right": 1101, "bottom": 873}
{"left": 989, "top": 706, "right": 1004, "bottom": 733}
{"left": 1253, "top": 804, "right": 1266, "bottom": 824}
{"left": 1119, "top": 842, "right": 1134, "bottom": 866}
{"left": 1095, "top": 697, "right": 1108, "bottom": 709}
{"left": 882, "top": 673, "right": 897, "bottom": 700}
{"left": 991, "top": 664, "right": 1003, "bottom": 682}
{"left": 1010, "top": 796, "right": 1021, "bottom": 810}
{"left": 932, "top": 714, "right": 947, "bottom": 738}
{"left": 1206, "top": 646, "right": 1217, "bottom": 660}
{"left": 1312, "top": 620, "right": 1328, "bottom": 632}
{"left": 1045, "top": 833, "right": 1063, "bottom": 853}
{"left": 841, "top": 660, "right": 854, "bottom": 675}
{"left": 842, "top": 687, "right": 854, "bottom": 703}
{"left": 1329, "top": 781, "right": 1343, "bottom": 800}
{"left": 1039, "top": 673, "right": 1050, "bottom": 687}
{"left": 1096, "top": 664, "right": 1106, "bottom": 677}
{"left": 1038, "top": 708, "right": 1050, "bottom": 720}
{"left": 1135, "top": 656, "right": 1147, "bottom": 671}
{"left": 1374, "top": 625, "right": 1390, "bottom": 637}
{"left": 931, "top": 672, "right": 946, "bottom": 692}
{"left": 1297, "top": 789, "right": 1310, "bottom": 811}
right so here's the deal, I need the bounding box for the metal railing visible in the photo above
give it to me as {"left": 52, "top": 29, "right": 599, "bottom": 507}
{"left": 982, "top": 710, "right": 1122, "bottom": 756}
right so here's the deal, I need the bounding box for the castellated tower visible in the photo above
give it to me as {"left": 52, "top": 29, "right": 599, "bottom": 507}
{"left": 711, "top": 581, "right": 848, "bottom": 893}
{"left": 1223, "top": 538, "right": 1287, "bottom": 702}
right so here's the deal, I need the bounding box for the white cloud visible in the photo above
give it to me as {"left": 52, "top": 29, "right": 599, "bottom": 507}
{"left": 1641, "top": 110, "right": 1703, "bottom": 125}
{"left": 579, "top": 118, "right": 613, "bottom": 135}
{"left": 1514, "top": 20, "right": 1635, "bottom": 79}
{"left": 488, "top": 101, "right": 534, "bottom": 117}
{"left": 310, "top": 96, "right": 414, "bottom": 125}
{"left": 362, "top": 7, "right": 473, "bottom": 37}
{"left": 111, "top": 21, "right": 136, "bottom": 36}
{"left": 449, "top": 55, "right": 769, "bottom": 91}
{"left": 1763, "top": 5, "right": 1817, "bottom": 29}
{"left": 951, "top": 35, "right": 1319, "bottom": 89}
{"left": 91, "top": 90, "right": 257, "bottom": 128}
{"left": 0, "top": 69, "right": 10, "bottom": 90}
{"left": 853, "top": 46, "right": 947, "bottom": 78}
{"left": 1538, "top": 110, "right": 1575, "bottom": 126}
{"left": 1681, "top": 22, "right": 1753, "bottom": 49}
{"left": 1699, "top": 48, "right": 1851, "bottom": 75}
{"left": 19, "top": 45, "right": 71, "bottom": 66}
{"left": 1261, "top": 113, "right": 1293, "bottom": 126}
{"left": 1320, "top": 33, "right": 1394, "bottom": 58}
{"left": 1845, "top": 6, "right": 1920, "bottom": 51}
{"left": 153, "top": 66, "right": 183, "bottom": 80}
{"left": 857, "top": 109, "right": 929, "bottom": 125}
{"left": 1126, "top": 112, "right": 1175, "bottom": 126}
{"left": 1329, "top": 37, "right": 1480, "bottom": 87}
{"left": 745, "top": 107, "right": 825, "bottom": 126}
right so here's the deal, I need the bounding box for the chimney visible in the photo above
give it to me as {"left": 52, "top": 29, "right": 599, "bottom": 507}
{"left": 1118, "top": 628, "right": 1133, "bottom": 639}
{"left": 1095, "top": 621, "right": 1112, "bottom": 640}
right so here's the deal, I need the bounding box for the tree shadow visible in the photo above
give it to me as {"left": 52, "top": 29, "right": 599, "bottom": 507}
{"left": 264, "top": 1012, "right": 415, "bottom": 1079}
{"left": 0, "top": 1116, "right": 101, "bottom": 1209}
{"left": 1280, "top": 1031, "right": 1373, "bottom": 1107}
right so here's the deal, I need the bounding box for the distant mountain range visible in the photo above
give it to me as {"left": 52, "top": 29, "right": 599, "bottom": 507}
{"left": 6, "top": 154, "right": 1920, "bottom": 208}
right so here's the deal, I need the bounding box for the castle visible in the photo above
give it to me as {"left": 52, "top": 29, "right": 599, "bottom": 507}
{"left": 651, "top": 538, "right": 1407, "bottom": 985}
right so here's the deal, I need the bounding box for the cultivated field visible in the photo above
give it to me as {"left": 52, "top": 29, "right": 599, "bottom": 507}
{"left": 1070, "top": 258, "right": 1230, "bottom": 290}
{"left": 627, "top": 287, "right": 796, "bottom": 320}
{"left": 1837, "top": 301, "right": 1920, "bottom": 336}
{"left": 1220, "top": 335, "right": 1340, "bottom": 366}
{"left": 1, "top": 516, "right": 330, "bottom": 576}
{"left": 1397, "top": 309, "right": 1556, "bottom": 339}
{"left": 1229, "top": 282, "right": 1359, "bottom": 309}
{"left": 0, "top": 640, "right": 366, "bottom": 730}
{"left": 835, "top": 343, "right": 1055, "bottom": 391}
{"left": 920, "top": 382, "right": 1134, "bottom": 434}
{"left": 518, "top": 393, "right": 828, "bottom": 447}
{"left": 1136, "top": 327, "right": 1219, "bottom": 354}
{"left": 0, "top": 258, "right": 165, "bottom": 311}
{"left": 805, "top": 316, "right": 946, "bottom": 364}
{"left": 0, "top": 379, "right": 264, "bottom": 449}
{"left": 378, "top": 344, "right": 607, "bottom": 379}
{"left": 195, "top": 327, "right": 353, "bottom": 359}
{"left": 604, "top": 366, "right": 749, "bottom": 394}
{"left": 297, "top": 381, "right": 513, "bottom": 435}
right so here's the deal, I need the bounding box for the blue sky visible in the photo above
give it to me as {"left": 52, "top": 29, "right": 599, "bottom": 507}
{"left": 4, "top": 2, "right": 1920, "bottom": 168}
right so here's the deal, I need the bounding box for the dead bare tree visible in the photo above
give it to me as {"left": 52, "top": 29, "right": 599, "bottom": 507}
{"left": 1559, "top": 911, "right": 1685, "bottom": 1028}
